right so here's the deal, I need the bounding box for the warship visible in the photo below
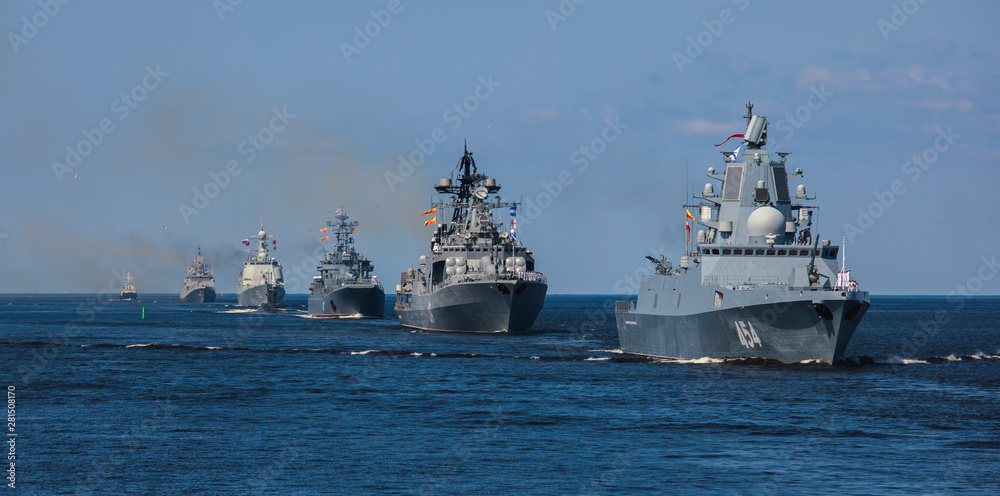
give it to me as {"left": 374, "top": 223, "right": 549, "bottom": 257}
{"left": 180, "top": 246, "right": 217, "bottom": 303}
{"left": 120, "top": 272, "right": 137, "bottom": 300}
{"left": 237, "top": 223, "right": 285, "bottom": 308}
{"left": 615, "top": 103, "right": 870, "bottom": 363}
{"left": 395, "top": 143, "right": 547, "bottom": 332}
{"left": 307, "top": 208, "right": 385, "bottom": 317}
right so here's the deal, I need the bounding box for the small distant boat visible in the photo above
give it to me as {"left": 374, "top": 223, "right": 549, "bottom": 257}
{"left": 120, "top": 272, "right": 138, "bottom": 300}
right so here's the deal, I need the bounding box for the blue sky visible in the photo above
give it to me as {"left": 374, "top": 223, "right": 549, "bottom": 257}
{"left": 2, "top": 0, "right": 998, "bottom": 296}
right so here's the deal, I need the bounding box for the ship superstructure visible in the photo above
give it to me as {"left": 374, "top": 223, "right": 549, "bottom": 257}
{"left": 615, "top": 103, "right": 870, "bottom": 363}
{"left": 180, "top": 246, "right": 216, "bottom": 303}
{"left": 395, "top": 143, "right": 547, "bottom": 332}
{"left": 307, "top": 209, "right": 384, "bottom": 317}
{"left": 237, "top": 223, "right": 284, "bottom": 308}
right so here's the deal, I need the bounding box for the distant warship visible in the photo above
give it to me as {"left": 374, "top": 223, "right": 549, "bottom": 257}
{"left": 615, "top": 103, "right": 870, "bottom": 363}
{"left": 395, "top": 143, "right": 547, "bottom": 332}
{"left": 180, "top": 246, "right": 216, "bottom": 303}
{"left": 307, "top": 208, "right": 385, "bottom": 317}
{"left": 237, "top": 224, "right": 285, "bottom": 308}
{"left": 120, "top": 272, "right": 137, "bottom": 300}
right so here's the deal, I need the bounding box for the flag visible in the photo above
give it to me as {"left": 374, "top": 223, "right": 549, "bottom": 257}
{"left": 319, "top": 236, "right": 328, "bottom": 242}
{"left": 509, "top": 206, "right": 516, "bottom": 217}
{"left": 731, "top": 145, "right": 741, "bottom": 162}
{"left": 421, "top": 207, "right": 436, "bottom": 216}
{"left": 349, "top": 237, "right": 354, "bottom": 244}
{"left": 241, "top": 239, "right": 250, "bottom": 246}
{"left": 685, "top": 209, "right": 696, "bottom": 221}
{"left": 350, "top": 228, "right": 355, "bottom": 234}
{"left": 272, "top": 240, "right": 277, "bottom": 251}
{"left": 511, "top": 218, "right": 517, "bottom": 239}
{"left": 685, "top": 220, "right": 691, "bottom": 245}
{"left": 714, "top": 133, "right": 744, "bottom": 146}
{"left": 318, "top": 228, "right": 327, "bottom": 233}
{"left": 424, "top": 216, "right": 436, "bottom": 227}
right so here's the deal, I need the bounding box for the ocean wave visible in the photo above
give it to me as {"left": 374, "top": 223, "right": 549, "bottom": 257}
{"left": 300, "top": 313, "right": 363, "bottom": 319}
{"left": 880, "top": 356, "right": 929, "bottom": 365}
{"left": 5, "top": 340, "right": 997, "bottom": 366}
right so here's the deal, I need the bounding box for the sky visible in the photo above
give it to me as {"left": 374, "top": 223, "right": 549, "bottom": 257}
{"left": 2, "top": 0, "right": 999, "bottom": 296}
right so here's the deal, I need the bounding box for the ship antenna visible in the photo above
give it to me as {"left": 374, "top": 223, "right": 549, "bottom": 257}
{"left": 745, "top": 100, "right": 754, "bottom": 124}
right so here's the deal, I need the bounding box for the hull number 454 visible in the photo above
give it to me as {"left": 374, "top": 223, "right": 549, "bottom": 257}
{"left": 735, "top": 321, "right": 761, "bottom": 348}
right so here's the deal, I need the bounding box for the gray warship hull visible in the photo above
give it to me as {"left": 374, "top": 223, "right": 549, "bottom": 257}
{"left": 308, "top": 285, "right": 385, "bottom": 317}
{"left": 397, "top": 280, "right": 547, "bottom": 333}
{"left": 180, "top": 286, "right": 216, "bottom": 303}
{"left": 616, "top": 284, "right": 869, "bottom": 363}
{"left": 237, "top": 283, "right": 285, "bottom": 308}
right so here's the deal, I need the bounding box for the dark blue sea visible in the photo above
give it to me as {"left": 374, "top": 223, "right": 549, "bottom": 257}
{"left": 2, "top": 294, "right": 999, "bottom": 495}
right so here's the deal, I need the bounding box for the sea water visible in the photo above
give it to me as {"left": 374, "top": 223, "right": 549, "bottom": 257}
{"left": 1, "top": 294, "right": 998, "bottom": 495}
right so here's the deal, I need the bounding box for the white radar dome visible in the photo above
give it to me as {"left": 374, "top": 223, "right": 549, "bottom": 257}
{"left": 746, "top": 206, "right": 785, "bottom": 237}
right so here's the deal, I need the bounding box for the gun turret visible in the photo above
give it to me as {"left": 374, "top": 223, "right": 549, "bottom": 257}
{"left": 646, "top": 255, "right": 673, "bottom": 275}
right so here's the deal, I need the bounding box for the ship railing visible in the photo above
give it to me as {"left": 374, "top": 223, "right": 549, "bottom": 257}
{"left": 615, "top": 300, "right": 636, "bottom": 312}
{"left": 702, "top": 275, "right": 783, "bottom": 286}
{"left": 516, "top": 271, "right": 547, "bottom": 283}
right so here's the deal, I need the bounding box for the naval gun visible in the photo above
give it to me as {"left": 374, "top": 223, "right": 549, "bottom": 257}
{"left": 646, "top": 255, "right": 673, "bottom": 275}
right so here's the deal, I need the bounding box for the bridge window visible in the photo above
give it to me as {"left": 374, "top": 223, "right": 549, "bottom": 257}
{"left": 777, "top": 249, "right": 787, "bottom": 255}
{"left": 722, "top": 249, "right": 732, "bottom": 255}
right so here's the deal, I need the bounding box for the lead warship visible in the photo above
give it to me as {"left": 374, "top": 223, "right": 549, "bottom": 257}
{"left": 395, "top": 144, "right": 547, "bottom": 332}
{"left": 180, "top": 246, "right": 217, "bottom": 303}
{"left": 120, "top": 272, "right": 137, "bottom": 300}
{"left": 237, "top": 224, "right": 285, "bottom": 307}
{"left": 615, "top": 103, "right": 870, "bottom": 363}
{"left": 307, "top": 209, "right": 385, "bottom": 317}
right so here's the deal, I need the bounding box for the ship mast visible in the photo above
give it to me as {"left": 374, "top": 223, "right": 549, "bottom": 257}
{"left": 328, "top": 207, "right": 359, "bottom": 257}
{"left": 451, "top": 141, "right": 477, "bottom": 226}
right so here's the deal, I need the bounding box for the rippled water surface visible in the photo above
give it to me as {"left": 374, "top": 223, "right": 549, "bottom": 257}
{"left": 2, "top": 294, "right": 998, "bottom": 495}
